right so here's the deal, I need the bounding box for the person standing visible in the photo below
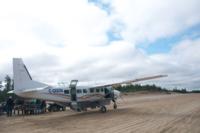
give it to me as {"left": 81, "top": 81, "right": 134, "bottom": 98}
{"left": 40, "top": 101, "right": 46, "bottom": 113}
{"left": 6, "top": 96, "right": 14, "bottom": 117}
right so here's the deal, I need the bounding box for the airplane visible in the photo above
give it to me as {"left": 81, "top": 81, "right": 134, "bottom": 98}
{"left": 13, "top": 58, "right": 167, "bottom": 113}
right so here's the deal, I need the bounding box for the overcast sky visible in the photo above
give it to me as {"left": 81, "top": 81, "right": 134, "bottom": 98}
{"left": 0, "top": 0, "right": 200, "bottom": 90}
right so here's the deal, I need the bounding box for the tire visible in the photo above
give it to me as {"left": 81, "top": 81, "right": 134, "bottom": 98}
{"left": 113, "top": 103, "right": 117, "bottom": 109}
{"left": 77, "top": 108, "right": 82, "bottom": 112}
{"left": 100, "top": 106, "right": 107, "bottom": 113}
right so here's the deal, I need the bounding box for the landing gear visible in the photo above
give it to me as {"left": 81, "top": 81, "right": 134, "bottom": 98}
{"left": 112, "top": 99, "right": 117, "bottom": 109}
{"left": 113, "top": 102, "right": 117, "bottom": 109}
{"left": 77, "top": 108, "right": 82, "bottom": 112}
{"left": 100, "top": 106, "right": 107, "bottom": 113}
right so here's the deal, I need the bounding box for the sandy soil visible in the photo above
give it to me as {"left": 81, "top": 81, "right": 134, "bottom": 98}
{"left": 0, "top": 93, "right": 200, "bottom": 133}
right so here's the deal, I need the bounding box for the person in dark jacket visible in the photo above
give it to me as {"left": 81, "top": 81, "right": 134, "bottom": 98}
{"left": 40, "top": 101, "right": 46, "bottom": 113}
{"left": 6, "top": 96, "right": 14, "bottom": 117}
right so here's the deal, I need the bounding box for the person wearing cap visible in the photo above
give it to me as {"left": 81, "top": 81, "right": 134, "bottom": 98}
{"left": 6, "top": 96, "right": 14, "bottom": 117}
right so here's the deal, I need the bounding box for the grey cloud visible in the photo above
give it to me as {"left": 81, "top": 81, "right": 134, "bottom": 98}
{"left": 0, "top": 0, "right": 200, "bottom": 91}
{"left": 108, "top": 0, "right": 200, "bottom": 44}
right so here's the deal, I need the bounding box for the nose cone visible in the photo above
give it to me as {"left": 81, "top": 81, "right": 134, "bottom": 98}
{"left": 114, "top": 90, "right": 121, "bottom": 99}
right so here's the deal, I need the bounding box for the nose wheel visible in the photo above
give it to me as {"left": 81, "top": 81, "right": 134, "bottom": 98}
{"left": 113, "top": 102, "right": 117, "bottom": 109}
{"left": 112, "top": 99, "right": 117, "bottom": 109}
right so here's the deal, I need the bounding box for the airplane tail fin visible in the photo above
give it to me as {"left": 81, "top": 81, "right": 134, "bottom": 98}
{"left": 13, "top": 58, "right": 47, "bottom": 92}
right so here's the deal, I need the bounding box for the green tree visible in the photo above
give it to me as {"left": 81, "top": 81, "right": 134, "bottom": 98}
{"left": 0, "top": 75, "right": 14, "bottom": 102}
{"left": 5, "top": 75, "right": 12, "bottom": 91}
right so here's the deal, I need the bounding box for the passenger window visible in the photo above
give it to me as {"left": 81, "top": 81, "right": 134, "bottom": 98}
{"left": 83, "top": 89, "right": 87, "bottom": 93}
{"left": 64, "top": 90, "right": 69, "bottom": 94}
{"left": 90, "top": 88, "right": 94, "bottom": 93}
{"left": 101, "top": 88, "right": 104, "bottom": 92}
{"left": 96, "top": 88, "right": 100, "bottom": 93}
{"left": 77, "top": 89, "right": 82, "bottom": 93}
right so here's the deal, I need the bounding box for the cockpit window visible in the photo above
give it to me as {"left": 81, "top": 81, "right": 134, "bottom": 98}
{"left": 105, "top": 88, "right": 110, "bottom": 94}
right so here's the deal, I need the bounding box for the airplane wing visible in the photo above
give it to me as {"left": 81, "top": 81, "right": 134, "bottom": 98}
{"left": 93, "top": 75, "right": 168, "bottom": 88}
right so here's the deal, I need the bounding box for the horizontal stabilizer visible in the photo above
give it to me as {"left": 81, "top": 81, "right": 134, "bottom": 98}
{"left": 22, "top": 86, "right": 49, "bottom": 93}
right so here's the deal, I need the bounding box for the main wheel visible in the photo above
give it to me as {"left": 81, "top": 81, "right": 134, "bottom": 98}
{"left": 100, "top": 106, "right": 107, "bottom": 113}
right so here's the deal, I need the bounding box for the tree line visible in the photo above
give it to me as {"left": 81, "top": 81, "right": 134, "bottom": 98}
{"left": 116, "top": 84, "right": 168, "bottom": 93}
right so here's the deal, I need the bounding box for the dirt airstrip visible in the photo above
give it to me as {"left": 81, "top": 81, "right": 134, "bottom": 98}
{"left": 0, "top": 93, "right": 200, "bottom": 133}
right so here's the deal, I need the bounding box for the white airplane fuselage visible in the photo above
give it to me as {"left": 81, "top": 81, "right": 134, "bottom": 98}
{"left": 15, "top": 85, "right": 118, "bottom": 104}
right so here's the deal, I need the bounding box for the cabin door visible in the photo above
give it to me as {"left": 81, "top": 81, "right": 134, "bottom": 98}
{"left": 69, "top": 80, "right": 78, "bottom": 102}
